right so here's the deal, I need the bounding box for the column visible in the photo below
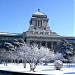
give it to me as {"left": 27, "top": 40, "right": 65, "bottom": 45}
{"left": 55, "top": 42, "right": 57, "bottom": 52}
{"left": 45, "top": 41, "right": 47, "bottom": 48}
{"left": 37, "top": 20, "right": 39, "bottom": 27}
{"left": 40, "top": 41, "right": 42, "bottom": 47}
{"left": 36, "top": 20, "right": 37, "bottom": 27}
{"left": 41, "top": 20, "right": 43, "bottom": 27}
{"left": 51, "top": 42, "right": 53, "bottom": 51}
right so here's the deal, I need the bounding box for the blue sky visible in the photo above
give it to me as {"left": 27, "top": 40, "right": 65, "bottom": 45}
{"left": 0, "top": 0, "right": 74, "bottom": 36}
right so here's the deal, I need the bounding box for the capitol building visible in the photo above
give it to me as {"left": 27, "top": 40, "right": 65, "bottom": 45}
{"left": 0, "top": 9, "right": 75, "bottom": 52}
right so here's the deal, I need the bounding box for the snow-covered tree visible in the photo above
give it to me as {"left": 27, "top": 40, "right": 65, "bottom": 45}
{"left": 0, "top": 48, "right": 11, "bottom": 65}
{"left": 40, "top": 50, "right": 55, "bottom": 65}
{"left": 0, "top": 48, "right": 6, "bottom": 63}
{"left": 14, "top": 42, "right": 55, "bottom": 71}
{"left": 0, "top": 42, "right": 16, "bottom": 65}
{"left": 54, "top": 52, "right": 64, "bottom": 61}
{"left": 11, "top": 38, "right": 25, "bottom": 64}
{"left": 54, "top": 60, "right": 63, "bottom": 70}
{"left": 4, "top": 42, "right": 15, "bottom": 51}
{"left": 25, "top": 44, "right": 50, "bottom": 71}
{"left": 17, "top": 43, "right": 31, "bottom": 67}
{"left": 59, "top": 38, "right": 74, "bottom": 62}
{"left": 68, "top": 55, "right": 75, "bottom": 63}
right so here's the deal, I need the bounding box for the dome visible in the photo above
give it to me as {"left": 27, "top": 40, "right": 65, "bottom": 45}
{"left": 32, "top": 9, "right": 47, "bottom": 18}
{"left": 33, "top": 9, "right": 44, "bottom": 15}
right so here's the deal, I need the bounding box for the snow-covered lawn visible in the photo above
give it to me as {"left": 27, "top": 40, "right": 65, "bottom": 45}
{"left": 0, "top": 63, "right": 75, "bottom": 75}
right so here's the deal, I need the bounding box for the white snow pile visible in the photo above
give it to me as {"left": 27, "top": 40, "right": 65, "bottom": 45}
{"left": 0, "top": 63, "right": 75, "bottom": 75}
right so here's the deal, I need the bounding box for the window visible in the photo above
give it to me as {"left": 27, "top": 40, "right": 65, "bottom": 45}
{"left": 45, "top": 32, "right": 49, "bottom": 35}
{"left": 30, "top": 31, "right": 33, "bottom": 34}
{"left": 40, "top": 32, "right": 43, "bottom": 34}
{"left": 38, "top": 20, "right": 40, "bottom": 27}
{"left": 41, "top": 20, "right": 42, "bottom": 27}
{"left": 34, "top": 31, "right": 38, "bottom": 34}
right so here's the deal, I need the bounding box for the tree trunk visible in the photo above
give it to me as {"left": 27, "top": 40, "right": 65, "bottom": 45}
{"left": 5, "top": 59, "right": 8, "bottom": 66}
{"left": 23, "top": 63, "right": 26, "bottom": 68}
{"left": 44, "top": 62, "right": 48, "bottom": 65}
{"left": 44, "top": 59, "right": 48, "bottom": 65}
{"left": 10, "top": 59, "right": 12, "bottom": 63}
{"left": 3, "top": 59, "right": 5, "bottom": 65}
{"left": 17, "top": 59, "right": 19, "bottom": 64}
{"left": 5, "top": 62, "right": 7, "bottom": 66}
{"left": 30, "top": 63, "right": 37, "bottom": 72}
{"left": 13, "top": 59, "right": 16, "bottom": 64}
{"left": 22, "top": 59, "right": 23, "bottom": 63}
{"left": 23, "top": 60, "right": 26, "bottom": 68}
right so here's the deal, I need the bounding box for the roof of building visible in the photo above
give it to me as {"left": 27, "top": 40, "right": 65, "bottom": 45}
{"left": 62, "top": 36, "right": 75, "bottom": 39}
{"left": 33, "top": 9, "right": 44, "bottom": 15}
{"left": 32, "top": 9, "right": 47, "bottom": 18}
{"left": 0, "top": 32, "right": 22, "bottom": 36}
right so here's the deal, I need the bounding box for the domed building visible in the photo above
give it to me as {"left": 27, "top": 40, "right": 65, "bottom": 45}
{"left": 23, "top": 9, "right": 75, "bottom": 52}
{"left": 0, "top": 9, "right": 75, "bottom": 52}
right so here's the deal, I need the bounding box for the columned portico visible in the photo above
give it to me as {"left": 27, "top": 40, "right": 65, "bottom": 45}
{"left": 27, "top": 39, "right": 59, "bottom": 51}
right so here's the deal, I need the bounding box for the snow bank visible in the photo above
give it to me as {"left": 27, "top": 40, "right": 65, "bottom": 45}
{"left": 0, "top": 63, "right": 75, "bottom": 75}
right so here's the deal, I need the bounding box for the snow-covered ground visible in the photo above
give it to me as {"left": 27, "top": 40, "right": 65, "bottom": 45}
{"left": 0, "top": 63, "right": 75, "bottom": 75}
